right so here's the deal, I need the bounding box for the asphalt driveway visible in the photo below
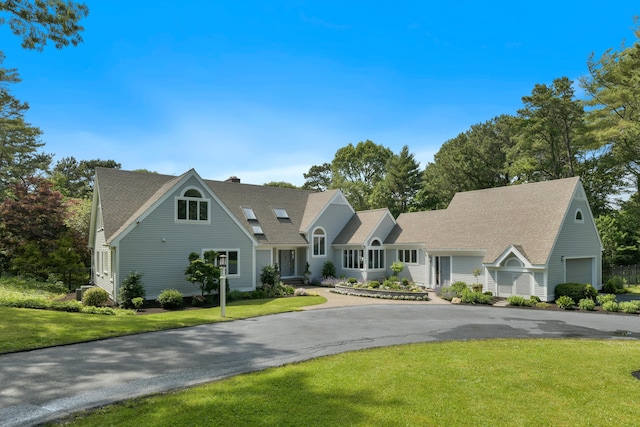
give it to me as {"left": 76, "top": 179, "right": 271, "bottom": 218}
{"left": 1, "top": 303, "right": 640, "bottom": 426}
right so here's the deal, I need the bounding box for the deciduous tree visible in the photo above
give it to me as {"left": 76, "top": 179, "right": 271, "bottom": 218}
{"left": 331, "top": 140, "right": 392, "bottom": 210}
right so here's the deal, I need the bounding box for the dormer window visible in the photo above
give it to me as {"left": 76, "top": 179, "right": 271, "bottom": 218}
{"left": 274, "top": 208, "right": 289, "bottom": 219}
{"left": 176, "top": 188, "right": 209, "bottom": 223}
{"left": 575, "top": 209, "right": 584, "bottom": 223}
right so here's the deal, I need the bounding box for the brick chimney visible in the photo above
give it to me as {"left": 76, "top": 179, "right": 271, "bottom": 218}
{"left": 225, "top": 176, "right": 241, "bottom": 183}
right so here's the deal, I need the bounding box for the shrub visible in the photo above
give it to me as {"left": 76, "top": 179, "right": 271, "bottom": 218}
{"left": 157, "top": 289, "right": 184, "bottom": 309}
{"left": 321, "top": 261, "right": 336, "bottom": 278}
{"left": 461, "top": 289, "right": 491, "bottom": 304}
{"left": 390, "top": 260, "right": 404, "bottom": 275}
{"left": 602, "top": 281, "right": 617, "bottom": 294}
{"left": 583, "top": 284, "right": 598, "bottom": 300}
{"left": 131, "top": 297, "right": 144, "bottom": 310}
{"left": 119, "top": 271, "right": 146, "bottom": 309}
{"left": 484, "top": 291, "right": 493, "bottom": 296}
{"left": 52, "top": 300, "right": 83, "bottom": 312}
{"left": 81, "top": 306, "right": 117, "bottom": 315}
{"left": 401, "top": 277, "right": 410, "bottom": 287}
{"left": 556, "top": 295, "right": 575, "bottom": 310}
{"left": 450, "top": 281, "right": 468, "bottom": 296}
{"left": 529, "top": 295, "right": 541, "bottom": 303}
{"left": 602, "top": 300, "right": 619, "bottom": 312}
{"left": 606, "top": 276, "right": 626, "bottom": 291}
{"left": 578, "top": 298, "right": 596, "bottom": 311}
{"left": 619, "top": 301, "right": 638, "bottom": 314}
{"left": 435, "top": 285, "right": 457, "bottom": 301}
{"left": 260, "top": 265, "right": 280, "bottom": 288}
{"left": 369, "top": 280, "right": 380, "bottom": 289}
{"left": 536, "top": 302, "right": 551, "bottom": 309}
{"left": 191, "top": 295, "right": 207, "bottom": 306}
{"left": 597, "top": 294, "right": 617, "bottom": 305}
{"left": 347, "top": 277, "right": 358, "bottom": 284}
{"left": 507, "top": 296, "right": 527, "bottom": 306}
{"left": 227, "top": 290, "right": 247, "bottom": 301}
{"left": 83, "top": 287, "right": 110, "bottom": 307}
{"left": 554, "top": 283, "right": 585, "bottom": 302}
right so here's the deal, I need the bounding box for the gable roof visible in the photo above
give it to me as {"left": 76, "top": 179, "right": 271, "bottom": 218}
{"left": 333, "top": 208, "right": 393, "bottom": 245}
{"left": 387, "top": 177, "right": 583, "bottom": 265}
{"left": 94, "top": 168, "right": 317, "bottom": 246}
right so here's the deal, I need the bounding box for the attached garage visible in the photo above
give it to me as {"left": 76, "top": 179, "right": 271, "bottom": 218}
{"left": 497, "top": 270, "right": 532, "bottom": 297}
{"left": 565, "top": 258, "right": 594, "bottom": 284}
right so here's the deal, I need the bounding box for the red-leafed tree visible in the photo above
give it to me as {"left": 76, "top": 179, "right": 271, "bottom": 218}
{"left": 0, "top": 177, "right": 83, "bottom": 277}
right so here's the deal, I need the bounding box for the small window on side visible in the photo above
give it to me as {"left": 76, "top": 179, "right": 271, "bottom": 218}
{"left": 575, "top": 209, "right": 584, "bottom": 223}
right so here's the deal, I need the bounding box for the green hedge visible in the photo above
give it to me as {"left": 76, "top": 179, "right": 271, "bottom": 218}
{"left": 554, "top": 283, "right": 590, "bottom": 302}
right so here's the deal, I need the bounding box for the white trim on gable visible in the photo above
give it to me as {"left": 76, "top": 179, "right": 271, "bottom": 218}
{"left": 109, "top": 169, "right": 257, "bottom": 247}
{"left": 489, "top": 245, "right": 541, "bottom": 270}
{"left": 300, "top": 190, "right": 354, "bottom": 234}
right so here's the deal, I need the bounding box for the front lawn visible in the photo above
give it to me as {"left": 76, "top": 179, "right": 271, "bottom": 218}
{"left": 59, "top": 339, "right": 640, "bottom": 426}
{"left": 0, "top": 297, "right": 326, "bottom": 354}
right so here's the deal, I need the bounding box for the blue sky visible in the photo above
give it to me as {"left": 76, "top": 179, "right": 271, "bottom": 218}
{"left": 2, "top": 1, "right": 638, "bottom": 185}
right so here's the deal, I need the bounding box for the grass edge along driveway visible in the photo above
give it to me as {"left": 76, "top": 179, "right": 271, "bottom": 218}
{"left": 0, "top": 296, "right": 326, "bottom": 354}
{"left": 59, "top": 338, "right": 640, "bottom": 426}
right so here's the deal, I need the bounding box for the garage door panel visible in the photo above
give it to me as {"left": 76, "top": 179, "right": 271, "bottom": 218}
{"left": 566, "top": 258, "right": 593, "bottom": 284}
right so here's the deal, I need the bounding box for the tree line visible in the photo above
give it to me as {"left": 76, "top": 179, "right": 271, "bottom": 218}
{"left": 1, "top": 2, "right": 638, "bottom": 277}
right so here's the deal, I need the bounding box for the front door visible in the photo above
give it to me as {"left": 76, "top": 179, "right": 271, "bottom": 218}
{"left": 279, "top": 250, "right": 296, "bottom": 277}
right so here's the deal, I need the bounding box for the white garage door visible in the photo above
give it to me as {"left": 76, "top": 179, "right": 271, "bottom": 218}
{"left": 566, "top": 258, "right": 593, "bottom": 284}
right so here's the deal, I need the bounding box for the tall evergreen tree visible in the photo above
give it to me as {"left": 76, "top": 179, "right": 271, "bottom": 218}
{"left": 371, "top": 145, "right": 421, "bottom": 217}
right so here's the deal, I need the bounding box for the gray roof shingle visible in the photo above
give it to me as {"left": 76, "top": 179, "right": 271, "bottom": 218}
{"left": 96, "top": 168, "right": 316, "bottom": 245}
{"left": 387, "top": 177, "right": 581, "bottom": 264}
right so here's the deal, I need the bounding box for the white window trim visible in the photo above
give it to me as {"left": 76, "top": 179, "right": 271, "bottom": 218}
{"left": 203, "top": 248, "right": 241, "bottom": 278}
{"left": 343, "top": 249, "right": 364, "bottom": 270}
{"left": 175, "top": 187, "right": 211, "bottom": 224}
{"left": 397, "top": 249, "right": 418, "bottom": 265}
{"left": 574, "top": 208, "right": 584, "bottom": 224}
{"left": 367, "top": 239, "right": 385, "bottom": 270}
{"left": 312, "top": 227, "right": 327, "bottom": 258}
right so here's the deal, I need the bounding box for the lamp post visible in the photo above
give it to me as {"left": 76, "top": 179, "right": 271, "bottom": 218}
{"left": 218, "top": 254, "right": 227, "bottom": 317}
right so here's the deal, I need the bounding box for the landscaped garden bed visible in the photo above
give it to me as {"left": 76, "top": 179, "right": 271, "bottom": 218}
{"left": 329, "top": 278, "right": 430, "bottom": 301}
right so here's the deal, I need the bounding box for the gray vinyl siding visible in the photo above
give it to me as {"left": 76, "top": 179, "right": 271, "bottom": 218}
{"left": 255, "top": 249, "right": 272, "bottom": 287}
{"left": 451, "top": 256, "right": 485, "bottom": 285}
{"left": 533, "top": 272, "right": 545, "bottom": 299}
{"left": 548, "top": 196, "right": 602, "bottom": 296}
{"left": 389, "top": 248, "right": 427, "bottom": 285}
{"left": 309, "top": 203, "right": 354, "bottom": 281}
{"left": 117, "top": 178, "right": 255, "bottom": 300}
{"left": 486, "top": 270, "right": 497, "bottom": 294}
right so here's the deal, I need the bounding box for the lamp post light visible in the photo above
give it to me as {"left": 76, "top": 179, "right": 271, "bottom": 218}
{"left": 218, "top": 254, "right": 227, "bottom": 317}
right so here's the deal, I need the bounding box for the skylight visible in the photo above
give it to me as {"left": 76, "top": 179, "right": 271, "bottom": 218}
{"left": 274, "top": 208, "right": 289, "bottom": 219}
{"left": 252, "top": 225, "right": 264, "bottom": 234}
{"left": 243, "top": 207, "right": 257, "bottom": 220}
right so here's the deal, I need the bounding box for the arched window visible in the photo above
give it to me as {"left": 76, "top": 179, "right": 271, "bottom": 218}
{"left": 176, "top": 187, "right": 209, "bottom": 222}
{"left": 312, "top": 228, "right": 326, "bottom": 256}
{"left": 575, "top": 209, "right": 584, "bottom": 223}
{"left": 368, "top": 239, "right": 384, "bottom": 269}
{"left": 505, "top": 257, "right": 523, "bottom": 267}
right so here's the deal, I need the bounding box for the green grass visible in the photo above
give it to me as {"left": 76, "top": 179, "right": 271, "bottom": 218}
{"left": 625, "top": 285, "right": 640, "bottom": 294}
{"left": 59, "top": 339, "right": 640, "bottom": 426}
{"left": 0, "top": 296, "right": 325, "bottom": 354}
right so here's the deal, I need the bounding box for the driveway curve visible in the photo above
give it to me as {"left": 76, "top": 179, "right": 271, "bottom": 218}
{"left": 1, "top": 302, "right": 640, "bottom": 426}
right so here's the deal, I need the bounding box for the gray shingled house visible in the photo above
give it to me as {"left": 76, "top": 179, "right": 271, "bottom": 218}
{"left": 89, "top": 169, "right": 602, "bottom": 302}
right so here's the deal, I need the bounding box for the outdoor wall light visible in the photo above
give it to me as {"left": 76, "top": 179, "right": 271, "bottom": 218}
{"left": 161, "top": 237, "right": 166, "bottom": 243}
{"left": 218, "top": 254, "right": 227, "bottom": 317}
{"left": 560, "top": 256, "right": 565, "bottom": 262}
